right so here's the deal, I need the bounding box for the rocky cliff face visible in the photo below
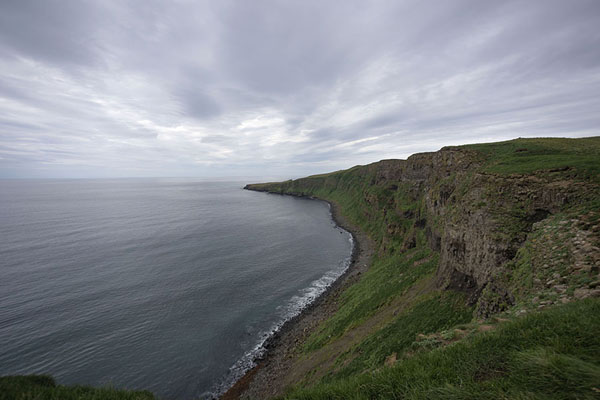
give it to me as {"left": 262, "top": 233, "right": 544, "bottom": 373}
{"left": 364, "top": 150, "right": 581, "bottom": 291}
{"left": 246, "top": 139, "right": 600, "bottom": 318}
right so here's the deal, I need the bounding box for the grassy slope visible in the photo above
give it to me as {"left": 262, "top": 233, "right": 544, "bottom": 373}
{"left": 248, "top": 137, "right": 600, "bottom": 399}
{"left": 462, "top": 136, "right": 600, "bottom": 180}
{"left": 287, "top": 299, "right": 600, "bottom": 400}
{"left": 0, "top": 375, "right": 154, "bottom": 400}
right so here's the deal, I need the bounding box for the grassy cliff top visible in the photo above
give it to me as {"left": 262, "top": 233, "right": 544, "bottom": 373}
{"left": 459, "top": 136, "right": 600, "bottom": 178}
{"left": 248, "top": 136, "right": 600, "bottom": 188}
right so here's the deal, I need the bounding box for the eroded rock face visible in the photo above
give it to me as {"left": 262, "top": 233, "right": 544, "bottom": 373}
{"left": 358, "top": 148, "right": 594, "bottom": 306}
{"left": 437, "top": 222, "right": 512, "bottom": 290}
{"left": 430, "top": 172, "right": 589, "bottom": 295}
{"left": 475, "top": 281, "right": 516, "bottom": 318}
{"left": 248, "top": 146, "right": 597, "bottom": 309}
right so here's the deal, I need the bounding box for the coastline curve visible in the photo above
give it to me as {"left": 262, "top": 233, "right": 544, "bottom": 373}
{"left": 218, "top": 188, "right": 374, "bottom": 400}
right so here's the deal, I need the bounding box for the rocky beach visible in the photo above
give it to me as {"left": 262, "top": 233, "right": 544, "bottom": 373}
{"left": 221, "top": 196, "right": 374, "bottom": 399}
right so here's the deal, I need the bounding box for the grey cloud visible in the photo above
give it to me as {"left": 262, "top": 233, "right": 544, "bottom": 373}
{"left": 0, "top": 0, "right": 107, "bottom": 67}
{"left": 215, "top": 0, "right": 385, "bottom": 95}
{"left": 360, "top": 112, "right": 410, "bottom": 131}
{"left": 0, "top": 0, "right": 598, "bottom": 178}
{"left": 176, "top": 88, "right": 221, "bottom": 119}
{"left": 200, "top": 135, "right": 231, "bottom": 144}
{"left": 0, "top": 118, "right": 43, "bottom": 133}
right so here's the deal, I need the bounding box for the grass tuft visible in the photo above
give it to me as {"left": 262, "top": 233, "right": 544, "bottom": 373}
{"left": 0, "top": 375, "right": 155, "bottom": 400}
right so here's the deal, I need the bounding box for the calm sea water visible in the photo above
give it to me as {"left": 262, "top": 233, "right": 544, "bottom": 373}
{"left": 0, "top": 179, "right": 352, "bottom": 399}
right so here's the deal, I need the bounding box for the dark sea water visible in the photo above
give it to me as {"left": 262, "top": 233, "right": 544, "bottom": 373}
{"left": 0, "top": 179, "right": 352, "bottom": 399}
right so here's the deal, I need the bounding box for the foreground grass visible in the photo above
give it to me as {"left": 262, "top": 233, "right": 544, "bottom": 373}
{"left": 283, "top": 299, "right": 600, "bottom": 400}
{"left": 323, "top": 290, "right": 473, "bottom": 382}
{"left": 0, "top": 375, "right": 154, "bottom": 400}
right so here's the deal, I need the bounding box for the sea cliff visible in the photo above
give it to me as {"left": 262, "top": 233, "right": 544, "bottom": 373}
{"left": 4, "top": 137, "right": 599, "bottom": 400}
{"left": 233, "top": 137, "right": 600, "bottom": 399}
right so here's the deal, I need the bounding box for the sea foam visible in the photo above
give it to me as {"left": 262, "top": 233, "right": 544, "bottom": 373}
{"left": 208, "top": 228, "right": 353, "bottom": 399}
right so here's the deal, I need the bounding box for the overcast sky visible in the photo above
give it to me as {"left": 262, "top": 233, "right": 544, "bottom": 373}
{"left": 0, "top": 0, "right": 599, "bottom": 179}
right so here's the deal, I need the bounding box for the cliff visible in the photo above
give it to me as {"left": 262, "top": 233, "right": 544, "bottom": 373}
{"left": 5, "top": 138, "right": 599, "bottom": 400}
{"left": 242, "top": 137, "right": 600, "bottom": 399}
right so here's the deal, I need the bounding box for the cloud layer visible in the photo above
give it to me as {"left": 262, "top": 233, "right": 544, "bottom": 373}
{"left": 1, "top": 0, "right": 599, "bottom": 178}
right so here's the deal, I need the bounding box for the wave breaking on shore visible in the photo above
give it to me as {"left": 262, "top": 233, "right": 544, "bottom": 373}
{"left": 206, "top": 226, "right": 353, "bottom": 399}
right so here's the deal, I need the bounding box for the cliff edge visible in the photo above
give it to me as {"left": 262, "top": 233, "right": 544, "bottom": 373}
{"left": 240, "top": 137, "right": 600, "bottom": 399}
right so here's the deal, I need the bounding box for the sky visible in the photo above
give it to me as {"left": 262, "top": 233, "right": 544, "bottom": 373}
{"left": 0, "top": 0, "right": 599, "bottom": 179}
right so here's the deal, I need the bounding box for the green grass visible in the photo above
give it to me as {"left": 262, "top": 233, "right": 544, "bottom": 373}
{"left": 282, "top": 299, "right": 600, "bottom": 400}
{"left": 462, "top": 137, "right": 600, "bottom": 180}
{"left": 323, "top": 291, "right": 473, "bottom": 382}
{"left": 303, "top": 244, "right": 437, "bottom": 353}
{"left": 0, "top": 375, "right": 155, "bottom": 400}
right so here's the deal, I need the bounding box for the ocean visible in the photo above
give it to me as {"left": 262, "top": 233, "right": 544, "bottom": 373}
{"left": 0, "top": 179, "right": 353, "bottom": 399}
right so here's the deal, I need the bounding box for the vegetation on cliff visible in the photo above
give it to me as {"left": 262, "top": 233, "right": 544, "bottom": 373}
{"left": 286, "top": 300, "right": 600, "bottom": 400}
{"left": 0, "top": 375, "right": 154, "bottom": 400}
{"left": 245, "top": 137, "right": 600, "bottom": 399}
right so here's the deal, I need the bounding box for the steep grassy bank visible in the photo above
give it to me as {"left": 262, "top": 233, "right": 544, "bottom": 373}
{"left": 286, "top": 299, "right": 600, "bottom": 400}
{"left": 244, "top": 137, "right": 600, "bottom": 399}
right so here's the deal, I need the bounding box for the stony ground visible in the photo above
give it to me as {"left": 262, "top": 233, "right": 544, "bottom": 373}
{"left": 515, "top": 210, "right": 600, "bottom": 314}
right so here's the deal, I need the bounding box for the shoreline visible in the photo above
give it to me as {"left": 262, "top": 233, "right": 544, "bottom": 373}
{"left": 220, "top": 190, "right": 374, "bottom": 399}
